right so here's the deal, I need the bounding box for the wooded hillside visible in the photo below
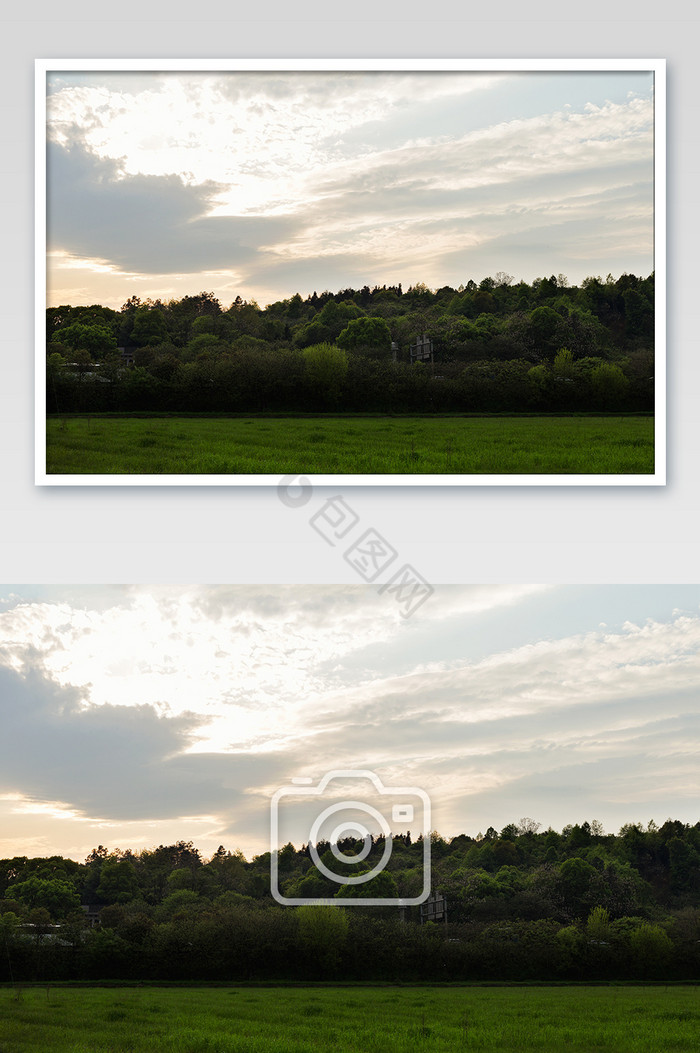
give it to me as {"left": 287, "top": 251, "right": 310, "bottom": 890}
{"left": 2, "top": 815, "right": 697, "bottom": 982}
{"left": 46, "top": 273, "right": 655, "bottom": 415}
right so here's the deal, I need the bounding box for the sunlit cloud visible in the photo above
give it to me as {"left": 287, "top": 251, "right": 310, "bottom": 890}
{"left": 1, "top": 586, "right": 695, "bottom": 859}
{"left": 44, "top": 69, "right": 655, "bottom": 308}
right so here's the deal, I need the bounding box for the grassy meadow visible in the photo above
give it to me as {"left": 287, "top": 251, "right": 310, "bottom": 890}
{"left": 1, "top": 984, "right": 697, "bottom": 1052}
{"left": 45, "top": 415, "right": 655, "bottom": 476}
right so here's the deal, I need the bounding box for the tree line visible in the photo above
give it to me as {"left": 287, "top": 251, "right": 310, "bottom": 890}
{"left": 46, "top": 273, "right": 655, "bottom": 416}
{"left": 1, "top": 815, "right": 697, "bottom": 983}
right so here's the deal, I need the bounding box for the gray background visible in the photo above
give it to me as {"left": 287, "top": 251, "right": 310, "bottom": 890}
{"left": 2, "top": 3, "right": 696, "bottom": 584}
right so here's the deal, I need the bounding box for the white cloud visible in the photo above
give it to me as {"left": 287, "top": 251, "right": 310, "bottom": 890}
{"left": 45, "top": 70, "right": 654, "bottom": 304}
{"left": 0, "top": 585, "right": 548, "bottom": 752}
{"left": 334, "top": 613, "right": 700, "bottom": 732}
{"left": 1, "top": 586, "right": 696, "bottom": 857}
{"left": 47, "top": 72, "right": 505, "bottom": 209}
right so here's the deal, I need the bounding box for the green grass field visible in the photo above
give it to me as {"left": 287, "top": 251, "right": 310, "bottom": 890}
{"left": 1, "top": 985, "right": 697, "bottom": 1052}
{"left": 45, "top": 415, "right": 655, "bottom": 476}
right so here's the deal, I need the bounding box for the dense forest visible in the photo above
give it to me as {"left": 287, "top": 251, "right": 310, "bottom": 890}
{"left": 45, "top": 272, "right": 655, "bottom": 416}
{"left": 2, "top": 816, "right": 698, "bottom": 983}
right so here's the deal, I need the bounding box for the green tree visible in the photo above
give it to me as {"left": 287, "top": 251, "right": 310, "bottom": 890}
{"left": 553, "top": 347, "right": 575, "bottom": 380}
{"left": 289, "top": 870, "right": 336, "bottom": 900}
{"left": 527, "top": 363, "right": 554, "bottom": 406}
{"left": 668, "top": 837, "right": 700, "bottom": 892}
{"left": 302, "top": 342, "right": 348, "bottom": 407}
{"left": 155, "top": 889, "right": 202, "bottom": 922}
{"left": 207, "top": 847, "right": 250, "bottom": 894}
{"left": 336, "top": 316, "right": 392, "bottom": 357}
{"left": 445, "top": 292, "right": 475, "bottom": 318}
{"left": 54, "top": 322, "right": 117, "bottom": 357}
{"left": 131, "top": 307, "right": 169, "bottom": 347}
{"left": 294, "top": 300, "right": 363, "bottom": 348}
{"left": 591, "top": 362, "right": 629, "bottom": 409}
{"left": 71, "top": 347, "right": 94, "bottom": 379}
{"left": 462, "top": 870, "right": 507, "bottom": 899}
{"left": 297, "top": 904, "right": 349, "bottom": 974}
{"left": 28, "top": 907, "right": 53, "bottom": 947}
{"left": 530, "top": 305, "right": 560, "bottom": 346}
{"left": 473, "top": 289, "right": 496, "bottom": 314}
{"left": 96, "top": 860, "right": 139, "bottom": 904}
{"left": 556, "top": 923, "right": 584, "bottom": 971}
{"left": 277, "top": 843, "right": 298, "bottom": 872}
{"left": 7, "top": 877, "right": 80, "bottom": 919}
{"left": 559, "top": 858, "right": 596, "bottom": 917}
{"left": 182, "top": 333, "right": 229, "bottom": 361}
{"left": 622, "top": 288, "right": 653, "bottom": 337}
{"left": 82, "top": 926, "right": 134, "bottom": 979}
{"left": 335, "top": 868, "right": 398, "bottom": 899}
{"left": 628, "top": 922, "right": 673, "bottom": 977}
{"left": 586, "top": 905, "right": 611, "bottom": 944}
{"left": 0, "top": 910, "right": 20, "bottom": 961}
{"left": 46, "top": 352, "right": 67, "bottom": 413}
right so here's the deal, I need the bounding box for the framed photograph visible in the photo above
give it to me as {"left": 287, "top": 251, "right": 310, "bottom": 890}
{"left": 36, "top": 59, "right": 665, "bottom": 485}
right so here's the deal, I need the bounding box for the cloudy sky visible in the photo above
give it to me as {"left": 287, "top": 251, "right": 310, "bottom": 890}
{"left": 45, "top": 67, "right": 655, "bottom": 310}
{"left": 0, "top": 584, "right": 698, "bottom": 864}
